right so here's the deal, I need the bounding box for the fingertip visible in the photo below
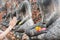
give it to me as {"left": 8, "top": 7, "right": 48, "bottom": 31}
{"left": 13, "top": 17, "right": 17, "bottom": 20}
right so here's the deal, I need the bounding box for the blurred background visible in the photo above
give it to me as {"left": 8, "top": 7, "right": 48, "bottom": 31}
{"left": 0, "top": 0, "right": 46, "bottom": 40}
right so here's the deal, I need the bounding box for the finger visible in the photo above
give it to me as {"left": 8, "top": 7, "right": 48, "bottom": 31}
{"left": 13, "top": 17, "right": 17, "bottom": 20}
{"left": 13, "top": 17, "right": 17, "bottom": 22}
{"left": 13, "top": 17, "right": 17, "bottom": 21}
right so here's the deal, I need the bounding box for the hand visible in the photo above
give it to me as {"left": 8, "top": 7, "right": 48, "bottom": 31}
{"left": 0, "top": 17, "right": 17, "bottom": 39}
{"left": 9, "top": 17, "right": 17, "bottom": 27}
